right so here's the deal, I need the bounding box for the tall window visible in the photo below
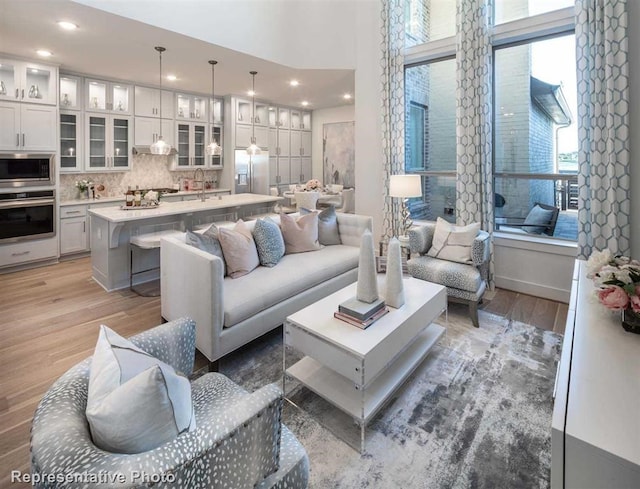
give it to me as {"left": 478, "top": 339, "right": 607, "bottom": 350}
{"left": 494, "top": 34, "right": 578, "bottom": 240}
{"left": 405, "top": 58, "right": 457, "bottom": 222}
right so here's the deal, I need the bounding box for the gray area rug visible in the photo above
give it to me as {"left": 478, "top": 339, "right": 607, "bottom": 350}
{"left": 215, "top": 303, "right": 562, "bottom": 489}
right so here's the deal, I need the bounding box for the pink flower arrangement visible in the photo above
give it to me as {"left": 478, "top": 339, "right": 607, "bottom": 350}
{"left": 305, "top": 179, "right": 321, "bottom": 191}
{"left": 587, "top": 249, "right": 640, "bottom": 312}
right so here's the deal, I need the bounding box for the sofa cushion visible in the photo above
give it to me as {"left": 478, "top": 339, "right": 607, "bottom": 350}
{"left": 223, "top": 245, "right": 359, "bottom": 327}
{"left": 427, "top": 217, "right": 480, "bottom": 264}
{"left": 86, "top": 325, "right": 195, "bottom": 454}
{"left": 407, "top": 255, "right": 483, "bottom": 293}
{"left": 186, "top": 225, "right": 225, "bottom": 276}
{"left": 300, "top": 206, "right": 341, "bottom": 245}
{"left": 253, "top": 217, "right": 285, "bottom": 267}
{"left": 280, "top": 212, "right": 321, "bottom": 254}
{"left": 218, "top": 220, "right": 260, "bottom": 278}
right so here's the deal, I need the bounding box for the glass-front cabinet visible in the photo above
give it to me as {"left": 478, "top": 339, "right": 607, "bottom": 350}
{"left": 175, "top": 122, "right": 206, "bottom": 169}
{"left": 86, "top": 115, "right": 132, "bottom": 171}
{"left": 290, "top": 110, "right": 301, "bottom": 131}
{"left": 0, "top": 58, "right": 57, "bottom": 105}
{"left": 209, "top": 97, "right": 223, "bottom": 124}
{"left": 60, "top": 111, "right": 82, "bottom": 172}
{"left": 176, "top": 93, "right": 207, "bottom": 121}
{"left": 301, "top": 111, "right": 311, "bottom": 131}
{"left": 59, "top": 75, "right": 82, "bottom": 110}
{"left": 209, "top": 126, "right": 223, "bottom": 169}
{"left": 85, "top": 78, "right": 132, "bottom": 114}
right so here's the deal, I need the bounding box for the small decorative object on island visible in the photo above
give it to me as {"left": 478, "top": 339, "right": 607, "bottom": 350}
{"left": 586, "top": 249, "right": 640, "bottom": 334}
{"left": 357, "top": 229, "right": 379, "bottom": 303}
{"left": 384, "top": 237, "right": 404, "bottom": 308}
{"left": 75, "top": 179, "right": 93, "bottom": 199}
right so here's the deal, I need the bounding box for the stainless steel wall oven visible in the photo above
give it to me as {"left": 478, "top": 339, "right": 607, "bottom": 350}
{"left": 0, "top": 153, "right": 55, "bottom": 188}
{"left": 0, "top": 190, "right": 56, "bottom": 243}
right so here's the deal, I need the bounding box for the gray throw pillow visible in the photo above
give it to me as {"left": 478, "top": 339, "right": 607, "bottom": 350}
{"left": 252, "top": 217, "right": 285, "bottom": 267}
{"left": 300, "top": 206, "right": 341, "bottom": 245}
{"left": 186, "top": 225, "right": 225, "bottom": 276}
{"left": 523, "top": 205, "right": 554, "bottom": 235}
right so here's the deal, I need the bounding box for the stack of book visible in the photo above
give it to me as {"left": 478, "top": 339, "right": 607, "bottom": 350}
{"left": 334, "top": 297, "right": 389, "bottom": 329}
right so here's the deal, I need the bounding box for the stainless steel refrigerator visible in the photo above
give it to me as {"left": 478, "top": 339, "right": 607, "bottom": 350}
{"left": 234, "top": 150, "right": 269, "bottom": 194}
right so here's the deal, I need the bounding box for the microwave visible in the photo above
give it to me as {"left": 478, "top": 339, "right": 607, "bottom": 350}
{"left": 0, "top": 153, "right": 55, "bottom": 188}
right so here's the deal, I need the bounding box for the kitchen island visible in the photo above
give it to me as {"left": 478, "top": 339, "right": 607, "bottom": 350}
{"left": 89, "top": 193, "right": 281, "bottom": 291}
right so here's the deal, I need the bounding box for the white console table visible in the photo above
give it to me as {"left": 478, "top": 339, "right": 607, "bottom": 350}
{"left": 551, "top": 260, "right": 640, "bottom": 488}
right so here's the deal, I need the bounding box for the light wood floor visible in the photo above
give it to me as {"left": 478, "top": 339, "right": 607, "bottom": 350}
{"left": 0, "top": 257, "right": 567, "bottom": 489}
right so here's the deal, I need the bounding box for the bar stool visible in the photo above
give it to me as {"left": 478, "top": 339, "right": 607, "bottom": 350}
{"left": 130, "top": 227, "right": 182, "bottom": 297}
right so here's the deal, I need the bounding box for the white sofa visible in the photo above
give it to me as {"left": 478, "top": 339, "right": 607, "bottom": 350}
{"left": 161, "top": 213, "right": 372, "bottom": 363}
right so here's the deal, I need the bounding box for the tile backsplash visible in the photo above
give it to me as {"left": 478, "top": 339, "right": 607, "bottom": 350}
{"left": 59, "top": 155, "right": 221, "bottom": 201}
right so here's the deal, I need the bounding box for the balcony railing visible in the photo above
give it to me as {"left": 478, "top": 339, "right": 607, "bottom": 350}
{"left": 495, "top": 172, "right": 578, "bottom": 211}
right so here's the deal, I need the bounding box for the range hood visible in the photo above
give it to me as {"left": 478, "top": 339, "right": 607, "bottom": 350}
{"left": 132, "top": 146, "right": 178, "bottom": 156}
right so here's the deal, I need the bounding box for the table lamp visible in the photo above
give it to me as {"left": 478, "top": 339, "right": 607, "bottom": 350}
{"left": 389, "top": 174, "right": 422, "bottom": 238}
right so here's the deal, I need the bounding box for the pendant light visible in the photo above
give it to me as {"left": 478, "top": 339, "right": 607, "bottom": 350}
{"left": 206, "top": 60, "right": 222, "bottom": 156}
{"left": 150, "top": 46, "right": 172, "bottom": 155}
{"left": 246, "top": 70, "right": 261, "bottom": 155}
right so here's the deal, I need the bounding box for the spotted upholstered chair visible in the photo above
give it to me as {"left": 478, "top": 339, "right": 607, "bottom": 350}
{"left": 407, "top": 223, "right": 490, "bottom": 328}
{"left": 30, "top": 318, "right": 309, "bottom": 489}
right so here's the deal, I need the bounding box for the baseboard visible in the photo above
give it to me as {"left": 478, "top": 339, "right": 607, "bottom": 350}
{"left": 495, "top": 276, "right": 570, "bottom": 304}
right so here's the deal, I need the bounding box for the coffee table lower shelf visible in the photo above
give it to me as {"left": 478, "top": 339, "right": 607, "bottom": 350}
{"left": 285, "top": 323, "right": 445, "bottom": 448}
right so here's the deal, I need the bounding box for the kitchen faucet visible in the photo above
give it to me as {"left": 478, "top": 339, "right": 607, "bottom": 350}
{"left": 193, "top": 168, "right": 206, "bottom": 202}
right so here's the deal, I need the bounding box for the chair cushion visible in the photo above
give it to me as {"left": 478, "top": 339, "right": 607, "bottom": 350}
{"left": 186, "top": 225, "right": 226, "bottom": 276}
{"left": 427, "top": 217, "right": 480, "bottom": 264}
{"left": 523, "top": 204, "right": 555, "bottom": 234}
{"left": 252, "top": 217, "right": 285, "bottom": 267}
{"left": 223, "top": 245, "right": 359, "bottom": 327}
{"left": 218, "top": 220, "right": 260, "bottom": 278}
{"left": 407, "top": 255, "right": 483, "bottom": 293}
{"left": 280, "top": 212, "right": 322, "bottom": 254}
{"left": 300, "top": 205, "right": 342, "bottom": 245}
{"left": 86, "top": 325, "right": 195, "bottom": 454}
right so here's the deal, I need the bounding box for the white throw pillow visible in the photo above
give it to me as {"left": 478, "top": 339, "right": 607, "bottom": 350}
{"left": 427, "top": 217, "right": 480, "bottom": 264}
{"left": 86, "top": 325, "right": 196, "bottom": 454}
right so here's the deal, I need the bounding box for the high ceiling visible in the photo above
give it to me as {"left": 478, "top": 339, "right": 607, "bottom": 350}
{"left": 0, "top": 0, "right": 355, "bottom": 110}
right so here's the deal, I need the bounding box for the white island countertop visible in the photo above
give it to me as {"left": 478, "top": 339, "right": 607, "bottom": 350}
{"left": 61, "top": 188, "right": 231, "bottom": 206}
{"left": 88, "top": 193, "right": 281, "bottom": 223}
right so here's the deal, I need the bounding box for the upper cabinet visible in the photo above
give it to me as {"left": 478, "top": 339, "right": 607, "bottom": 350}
{"left": 176, "top": 93, "right": 207, "bottom": 121}
{"left": 209, "top": 97, "right": 223, "bottom": 124}
{"left": 0, "top": 58, "right": 57, "bottom": 105}
{"left": 0, "top": 102, "right": 57, "bottom": 151}
{"left": 134, "top": 86, "right": 174, "bottom": 119}
{"left": 59, "top": 74, "right": 82, "bottom": 110}
{"left": 301, "top": 111, "right": 311, "bottom": 131}
{"left": 85, "top": 78, "right": 132, "bottom": 114}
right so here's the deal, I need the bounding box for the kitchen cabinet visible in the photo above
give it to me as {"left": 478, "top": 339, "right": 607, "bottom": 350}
{"left": 269, "top": 156, "right": 291, "bottom": 187}
{"left": 60, "top": 205, "right": 89, "bottom": 255}
{"left": 0, "top": 102, "right": 57, "bottom": 151}
{"left": 290, "top": 110, "right": 301, "bottom": 131}
{"left": 236, "top": 124, "right": 267, "bottom": 150}
{"left": 0, "top": 58, "right": 57, "bottom": 105}
{"left": 209, "top": 97, "right": 223, "bottom": 124}
{"left": 59, "top": 74, "right": 82, "bottom": 110}
{"left": 0, "top": 237, "right": 58, "bottom": 269}
{"left": 301, "top": 111, "right": 311, "bottom": 131}
{"left": 134, "top": 86, "right": 174, "bottom": 119}
{"left": 60, "top": 111, "right": 83, "bottom": 172}
{"left": 290, "top": 157, "right": 312, "bottom": 184}
{"left": 209, "top": 125, "right": 223, "bottom": 169}
{"left": 85, "top": 114, "right": 132, "bottom": 171}
{"left": 174, "top": 122, "right": 207, "bottom": 169}
{"left": 301, "top": 131, "right": 311, "bottom": 156}
{"left": 176, "top": 93, "right": 207, "bottom": 122}
{"left": 134, "top": 117, "right": 174, "bottom": 147}
{"left": 85, "top": 78, "right": 132, "bottom": 114}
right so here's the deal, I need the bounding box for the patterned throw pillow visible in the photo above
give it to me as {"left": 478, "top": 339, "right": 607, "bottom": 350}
{"left": 300, "top": 206, "right": 342, "bottom": 245}
{"left": 427, "top": 217, "right": 480, "bottom": 264}
{"left": 279, "top": 212, "right": 322, "bottom": 254}
{"left": 252, "top": 217, "right": 285, "bottom": 267}
{"left": 186, "top": 225, "right": 225, "bottom": 276}
{"left": 217, "top": 220, "right": 260, "bottom": 278}
{"left": 86, "top": 325, "right": 196, "bottom": 454}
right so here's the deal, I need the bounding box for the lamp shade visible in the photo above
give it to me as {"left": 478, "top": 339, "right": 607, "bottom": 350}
{"left": 389, "top": 174, "right": 422, "bottom": 198}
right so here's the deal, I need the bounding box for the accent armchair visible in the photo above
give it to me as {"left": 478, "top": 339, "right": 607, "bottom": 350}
{"left": 30, "top": 318, "right": 309, "bottom": 489}
{"left": 407, "top": 223, "right": 490, "bottom": 328}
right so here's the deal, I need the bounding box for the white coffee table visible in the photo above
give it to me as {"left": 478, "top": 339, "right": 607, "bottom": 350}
{"left": 283, "top": 276, "right": 447, "bottom": 452}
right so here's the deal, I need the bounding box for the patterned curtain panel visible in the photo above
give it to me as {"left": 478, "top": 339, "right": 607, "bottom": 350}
{"left": 575, "top": 0, "right": 630, "bottom": 258}
{"left": 380, "top": 0, "right": 406, "bottom": 239}
{"left": 456, "top": 0, "right": 494, "bottom": 285}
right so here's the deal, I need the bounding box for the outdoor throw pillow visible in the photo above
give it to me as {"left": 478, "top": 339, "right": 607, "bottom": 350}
{"left": 218, "top": 219, "right": 260, "bottom": 278}
{"left": 186, "top": 224, "right": 225, "bottom": 276}
{"left": 279, "top": 212, "right": 322, "bottom": 254}
{"left": 86, "top": 325, "right": 195, "bottom": 454}
{"left": 427, "top": 217, "right": 480, "bottom": 264}
{"left": 252, "top": 217, "right": 285, "bottom": 267}
{"left": 300, "top": 206, "right": 342, "bottom": 245}
{"left": 523, "top": 204, "right": 555, "bottom": 235}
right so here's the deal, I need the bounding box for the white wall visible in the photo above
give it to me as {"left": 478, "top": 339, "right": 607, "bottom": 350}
{"left": 310, "top": 105, "right": 355, "bottom": 181}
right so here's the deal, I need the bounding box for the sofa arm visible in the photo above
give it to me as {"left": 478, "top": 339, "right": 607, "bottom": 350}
{"left": 472, "top": 230, "right": 491, "bottom": 267}
{"left": 336, "top": 212, "right": 373, "bottom": 247}
{"left": 408, "top": 223, "right": 435, "bottom": 255}
{"left": 129, "top": 317, "right": 196, "bottom": 377}
{"left": 161, "top": 236, "right": 225, "bottom": 363}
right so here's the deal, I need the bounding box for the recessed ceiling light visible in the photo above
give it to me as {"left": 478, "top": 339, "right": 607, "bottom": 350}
{"left": 57, "top": 21, "right": 78, "bottom": 30}
{"left": 289, "top": 80, "right": 299, "bottom": 87}
{"left": 343, "top": 93, "right": 352, "bottom": 100}
{"left": 301, "top": 101, "right": 309, "bottom": 107}
{"left": 248, "top": 90, "right": 255, "bottom": 96}
{"left": 36, "top": 50, "right": 52, "bottom": 57}
{"left": 166, "top": 74, "right": 177, "bottom": 81}
{"left": 268, "top": 107, "right": 274, "bottom": 111}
